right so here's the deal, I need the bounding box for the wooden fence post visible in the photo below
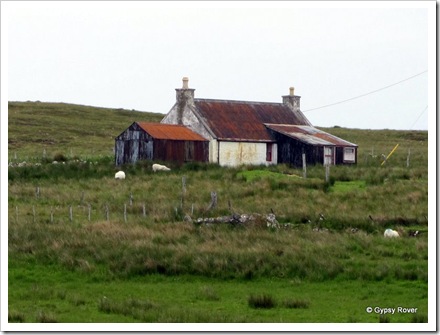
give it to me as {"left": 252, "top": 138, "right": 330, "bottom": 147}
{"left": 325, "top": 164, "right": 330, "bottom": 183}
{"left": 142, "top": 203, "right": 146, "bottom": 217}
{"left": 50, "top": 207, "right": 54, "bottom": 223}
{"left": 207, "top": 191, "right": 217, "bottom": 211}
{"left": 181, "top": 176, "right": 187, "bottom": 209}
{"left": 69, "top": 205, "right": 73, "bottom": 222}
{"left": 88, "top": 204, "right": 91, "bottom": 222}
{"left": 105, "top": 204, "right": 109, "bottom": 221}
{"left": 407, "top": 148, "right": 411, "bottom": 168}
{"left": 302, "top": 153, "right": 307, "bottom": 179}
{"left": 124, "top": 204, "right": 127, "bottom": 223}
{"left": 36, "top": 186, "right": 40, "bottom": 198}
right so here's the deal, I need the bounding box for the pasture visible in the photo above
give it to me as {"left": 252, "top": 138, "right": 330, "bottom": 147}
{"left": 6, "top": 102, "right": 430, "bottom": 328}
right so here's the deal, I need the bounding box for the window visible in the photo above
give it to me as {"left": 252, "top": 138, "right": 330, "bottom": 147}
{"left": 266, "top": 143, "right": 273, "bottom": 162}
{"left": 343, "top": 147, "right": 355, "bottom": 163}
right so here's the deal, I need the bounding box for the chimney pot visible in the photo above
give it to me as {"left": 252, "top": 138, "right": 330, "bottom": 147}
{"left": 289, "top": 87, "right": 295, "bottom": 96}
{"left": 182, "top": 77, "right": 189, "bottom": 89}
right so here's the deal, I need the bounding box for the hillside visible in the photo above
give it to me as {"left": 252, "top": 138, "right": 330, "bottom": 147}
{"left": 8, "top": 101, "right": 164, "bottom": 160}
{"left": 8, "top": 101, "right": 428, "bottom": 167}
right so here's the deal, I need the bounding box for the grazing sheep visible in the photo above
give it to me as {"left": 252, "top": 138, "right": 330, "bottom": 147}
{"left": 115, "top": 171, "right": 126, "bottom": 179}
{"left": 384, "top": 228, "right": 400, "bottom": 238}
{"left": 152, "top": 163, "right": 171, "bottom": 172}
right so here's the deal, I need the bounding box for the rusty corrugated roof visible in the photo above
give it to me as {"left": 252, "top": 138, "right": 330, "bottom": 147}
{"left": 265, "top": 124, "right": 358, "bottom": 147}
{"left": 137, "top": 122, "right": 208, "bottom": 141}
{"left": 194, "top": 99, "right": 311, "bottom": 141}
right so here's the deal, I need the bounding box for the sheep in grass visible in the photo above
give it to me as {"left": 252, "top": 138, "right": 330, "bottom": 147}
{"left": 384, "top": 228, "right": 400, "bottom": 238}
{"left": 152, "top": 163, "right": 171, "bottom": 172}
{"left": 115, "top": 171, "right": 126, "bottom": 179}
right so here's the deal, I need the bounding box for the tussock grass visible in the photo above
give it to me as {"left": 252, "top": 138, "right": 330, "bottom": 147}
{"left": 248, "top": 294, "right": 276, "bottom": 309}
{"left": 282, "top": 298, "right": 310, "bottom": 309}
{"left": 36, "top": 311, "right": 57, "bottom": 323}
{"left": 8, "top": 311, "right": 26, "bottom": 323}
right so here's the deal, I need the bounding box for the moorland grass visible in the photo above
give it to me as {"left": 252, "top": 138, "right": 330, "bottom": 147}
{"left": 7, "top": 101, "right": 429, "bottom": 324}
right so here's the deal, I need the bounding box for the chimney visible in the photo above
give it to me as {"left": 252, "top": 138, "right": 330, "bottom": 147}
{"left": 175, "top": 77, "right": 195, "bottom": 124}
{"left": 282, "top": 86, "right": 301, "bottom": 113}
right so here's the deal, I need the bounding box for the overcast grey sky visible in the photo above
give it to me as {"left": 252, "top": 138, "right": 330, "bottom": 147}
{"left": 3, "top": 1, "right": 435, "bottom": 130}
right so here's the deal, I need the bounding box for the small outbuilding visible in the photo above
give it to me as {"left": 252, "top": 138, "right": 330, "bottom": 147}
{"left": 115, "top": 122, "right": 209, "bottom": 165}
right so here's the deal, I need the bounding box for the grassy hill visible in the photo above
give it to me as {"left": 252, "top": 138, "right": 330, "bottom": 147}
{"left": 8, "top": 101, "right": 428, "bottom": 166}
{"left": 8, "top": 101, "right": 164, "bottom": 160}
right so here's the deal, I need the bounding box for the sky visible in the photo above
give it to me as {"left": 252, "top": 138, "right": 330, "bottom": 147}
{"left": 2, "top": 1, "right": 435, "bottom": 131}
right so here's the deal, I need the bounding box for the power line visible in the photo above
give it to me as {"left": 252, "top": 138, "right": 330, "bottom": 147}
{"left": 303, "top": 70, "right": 428, "bottom": 113}
{"left": 409, "top": 105, "right": 428, "bottom": 130}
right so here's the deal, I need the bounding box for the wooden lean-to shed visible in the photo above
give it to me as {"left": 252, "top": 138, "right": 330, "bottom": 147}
{"left": 115, "top": 122, "right": 209, "bottom": 165}
{"left": 265, "top": 124, "right": 358, "bottom": 166}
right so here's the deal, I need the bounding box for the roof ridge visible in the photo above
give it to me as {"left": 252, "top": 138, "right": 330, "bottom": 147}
{"left": 194, "top": 98, "right": 283, "bottom": 105}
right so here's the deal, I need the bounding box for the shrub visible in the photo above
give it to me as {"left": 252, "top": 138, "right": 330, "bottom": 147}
{"left": 248, "top": 294, "right": 276, "bottom": 309}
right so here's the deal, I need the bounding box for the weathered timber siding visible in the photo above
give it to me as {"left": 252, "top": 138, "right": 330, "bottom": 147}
{"left": 267, "top": 129, "right": 357, "bottom": 167}
{"left": 267, "top": 129, "right": 323, "bottom": 167}
{"left": 115, "top": 122, "right": 208, "bottom": 165}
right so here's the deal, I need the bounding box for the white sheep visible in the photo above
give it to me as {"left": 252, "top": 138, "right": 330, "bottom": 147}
{"left": 384, "top": 228, "right": 400, "bottom": 238}
{"left": 152, "top": 163, "right": 171, "bottom": 172}
{"left": 115, "top": 171, "right": 126, "bottom": 179}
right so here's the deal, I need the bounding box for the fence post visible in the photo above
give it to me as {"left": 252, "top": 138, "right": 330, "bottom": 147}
{"left": 69, "top": 205, "right": 73, "bottom": 222}
{"left": 407, "top": 148, "right": 411, "bottom": 168}
{"left": 181, "top": 176, "right": 187, "bottom": 209}
{"left": 36, "top": 187, "right": 40, "bottom": 199}
{"left": 302, "top": 153, "right": 307, "bottom": 179}
{"left": 207, "top": 191, "right": 217, "bottom": 211}
{"left": 325, "top": 164, "right": 330, "bottom": 183}
{"left": 124, "top": 204, "right": 127, "bottom": 223}
{"left": 105, "top": 204, "right": 109, "bottom": 221}
{"left": 142, "top": 203, "right": 146, "bottom": 217}
{"left": 88, "top": 204, "right": 91, "bottom": 221}
{"left": 15, "top": 206, "right": 18, "bottom": 223}
{"left": 50, "top": 207, "right": 54, "bottom": 223}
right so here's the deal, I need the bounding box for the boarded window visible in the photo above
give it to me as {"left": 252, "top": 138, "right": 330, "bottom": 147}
{"left": 266, "top": 143, "right": 273, "bottom": 161}
{"left": 343, "top": 147, "right": 355, "bottom": 162}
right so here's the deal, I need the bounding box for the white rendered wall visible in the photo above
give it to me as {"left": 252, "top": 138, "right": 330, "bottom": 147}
{"left": 217, "top": 141, "right": 277, "bottom": 167}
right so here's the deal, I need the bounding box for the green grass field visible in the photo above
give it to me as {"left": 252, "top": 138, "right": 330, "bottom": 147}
{"left": 6, "top": 101, "right": 430, "bottom": 329}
